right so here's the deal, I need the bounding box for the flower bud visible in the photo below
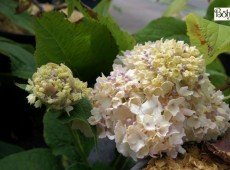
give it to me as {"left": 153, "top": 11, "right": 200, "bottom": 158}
{"left": 26, "top": 63, "right": 92, "bottom": 114}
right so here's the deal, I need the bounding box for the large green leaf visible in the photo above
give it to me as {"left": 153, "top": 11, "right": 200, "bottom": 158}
{"left": 0, "top": 141, "right": 23, "bottom": 159}
{"left": 0, "top": 0, "right": 34, "bottom": 34}
{"left": 0, "top": 37, "right": 36, "bottom": 79}
{"left": 186, "top": 13, "right": 230, "bottom": 64}
{"left": 94, "top": 0, "right": 112, "bottom": 16}
{"left": 98, "top": 15, "right": 136, "bottom": 52}
{"left": 64, "top": 2, "right": 136, "bottom": 53}
{"left": 43, "top": 111, "right": 78, "bottom": 160}
{"left": 64, "top": 0, "right": 136, "bottom": 52}
{"left": 134, "top": 17, "right": 189, "bottom": 44}
{"left": 162, "top": 0, "right": 188, "bottom": 17}
{"left": 44, "top": 108, "right": 96, "bottom": 168}
{"left": 35, "top": 11, "right": 118, "bottom": 83}
{"left": 58, "top": 98, "right": 95, "bottom": 137}
{"left": 0, "top": 148, "right": 62, "bottom": 170}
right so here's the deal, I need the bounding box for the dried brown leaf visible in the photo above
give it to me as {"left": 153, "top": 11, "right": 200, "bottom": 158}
{"left": 206, "top": 128, "right": 230, "bottom": 163}
{"left": 142, "top": 144, "right": 230, "bottom": 170}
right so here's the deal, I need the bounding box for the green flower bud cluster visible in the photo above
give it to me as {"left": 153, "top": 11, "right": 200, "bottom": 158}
{"left": 26, "top": 63, "right": 92, "bottom": 114}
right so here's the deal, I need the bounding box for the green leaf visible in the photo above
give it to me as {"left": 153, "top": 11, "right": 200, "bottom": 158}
{"left": 98, "top": 15, "right": 136, "bottom": 51}
{"left": 94, "top": 0, "right": 112, "bottom": 16}
{"left": 35, "top": 11, "right": 118, "bottom": 83}
{"left": 0, "top": 0, "right": 34, "bottom": 34}
{"left": 206, "top": 58, "right": 230, "bottom": 102}
{"left": 186, "top": 13, "right": 230, "bottom": 64}
{"left": 0, "top": 37, "right": 36, "bottom": 79}
{"left": 58, "top": 98, "right": 97, "bottom": 156}
{"left": 134, "top": 17, "right": 189, "bottom": 44}
{"left": 43, "top": 111, "right": 78, "bottom": 159}
{"left": 162, "top": 0, "right": 188, "bottom": 17}
{"left": 76, "top": 129, "right": 95, "bottom": 159}
{"left": 0, "top": 148, "right": 62, "bottom": 170}
{"left": 206, "top": 58, "right": 228, "bottom": 87}
{"left": 0, "top": 141, "right": 23, "bottom": 159}
{"left": 44, "top": 105, "right": 95, "bottom": 167}
{"left": 222, "top": 91, "right": 230, "bottom": 103}
{"left": 15, "top": 83, "right": 27, "bottom": 91}
{"left": 59, "top": 98, "right": 95, "bottom": 137}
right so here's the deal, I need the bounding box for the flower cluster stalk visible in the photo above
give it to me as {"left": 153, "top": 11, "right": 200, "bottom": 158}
{"left": 67, "top": 122, "right": 90, "bottom": 168}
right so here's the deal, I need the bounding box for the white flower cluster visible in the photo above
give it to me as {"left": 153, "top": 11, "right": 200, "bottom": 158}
{"left": 88, "top": 39, "right": 230, "bottom": 161}
{"left": 26, "top": 63, "right": 92, "bottom": 114}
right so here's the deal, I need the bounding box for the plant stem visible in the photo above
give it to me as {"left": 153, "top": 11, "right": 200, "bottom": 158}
{"left": 74, "top": 0, "right": 90, "bottom": 18}
{"left": 112, "top": 154, "right": 123, "bottom": 169}
{"left": 67, "top": 123, "right": 90, "bottom": 167}
{"left": 121, "top": 157, "right": 130, "bottom": 170}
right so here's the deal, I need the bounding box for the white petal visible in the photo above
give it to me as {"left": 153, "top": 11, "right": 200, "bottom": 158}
{"left": 174, "top": 112, "right": 185, "bottom": 122}
{"left": 178, "top": 146, "right": 186, "bottom": 154}
{"left": 114, "top": 121, "right": 126, "bottom": 143}
{"left": 177, "top": 86, "right": 193, "bottom": 96}
{"left": 186, "top": 117, "right": 200, "bottom": 129}
{"left": 130, "top": 104, "right": 142, "bottom": 115}
{"left": 126, "top": 126, "right": 147, "bottom": 152}
{"left": 142, "top": 114, "right": 157, "bottom": 130}
{"left": 65, "top": 106, "right": 73, "bottom": 116}
{"left": 34, "top": 100, "right": 42, "bottom": 108}
{"left": 166, "top": 97, "right": 185, "bottom": 116}
{"left": 27, "top": 94, "right": 36, "bottom": 104}
{"left": 113, "top": 105, "right": 134, "bottom": 124}
{"left": 141, "top": 95, "right": 163, "bottom": 116}
{"left": 116, "top": 142, "right": 130, "bottom": 157}
{"left": 161, "top": 81, "right": 174, "bottom": 95}
{"left": 181, "top": 108, "right": 195, "bottom": 116}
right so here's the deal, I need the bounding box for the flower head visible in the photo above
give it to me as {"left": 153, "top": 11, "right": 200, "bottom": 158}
{"left": 88, "top": 39, "right": 230, "bottom": 160}
{"left": 26, "top": 63, "right": 92, "bottom": 114}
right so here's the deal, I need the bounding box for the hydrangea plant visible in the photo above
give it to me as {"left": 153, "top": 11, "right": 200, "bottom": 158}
{"left": 1, "top": 0, "right": 230, "bottom": 170}
{"left": 88, "top": 39, "right": 230, "bottom": 160}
